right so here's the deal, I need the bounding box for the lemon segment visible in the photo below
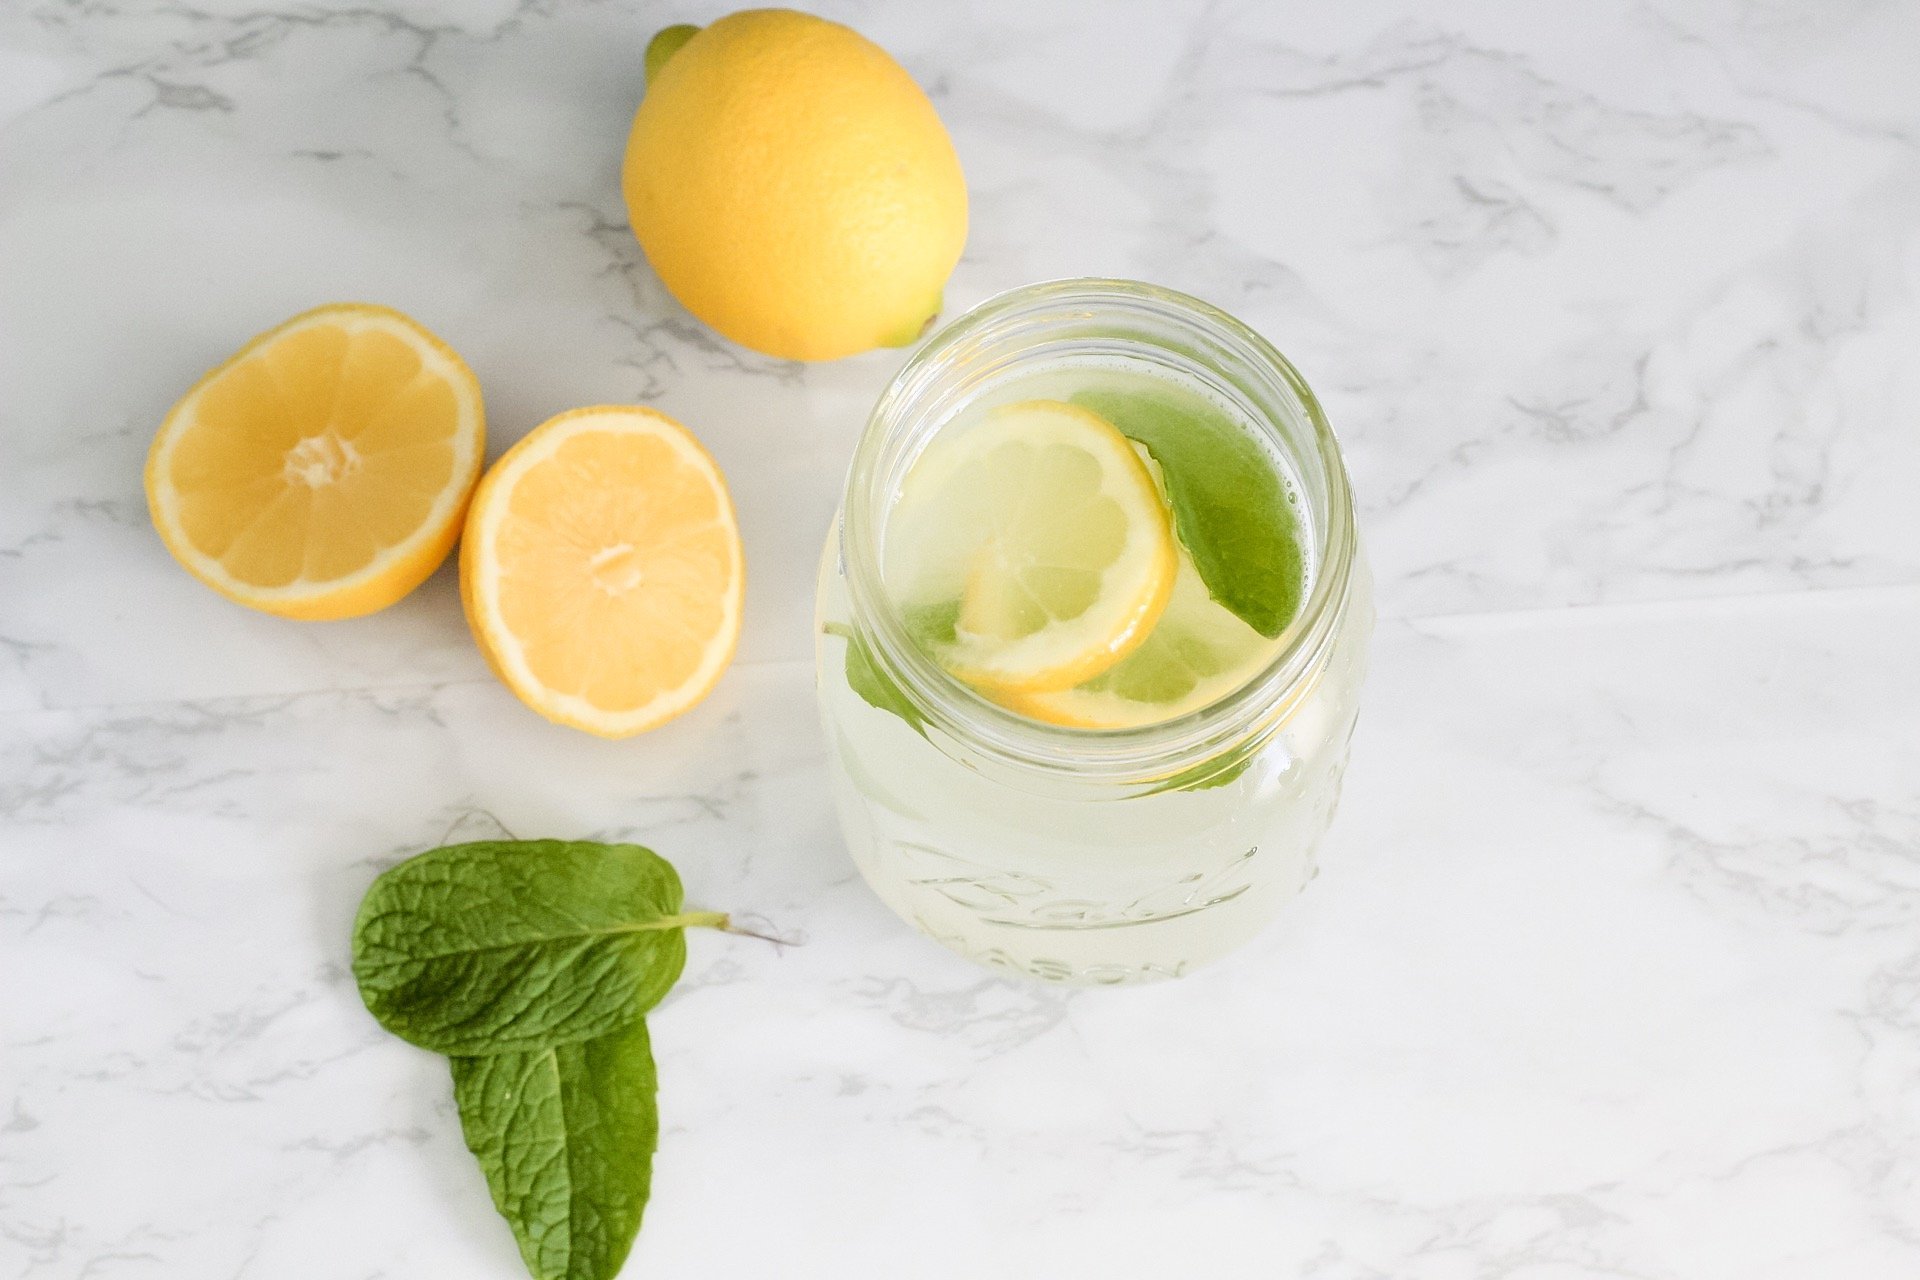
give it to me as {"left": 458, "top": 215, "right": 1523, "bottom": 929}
{"left": 460, "top": 406, "right": 745, "bottom": 738}
{"left": 885, "top": 400, "right": 1177, "bottom": 695}
{"left": 144, "top": 303, "right": 485, "bottom": 620}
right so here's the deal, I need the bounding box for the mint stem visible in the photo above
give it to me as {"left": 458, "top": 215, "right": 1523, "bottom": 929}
{"left": 667, "top": 910, "right": 731, "bottom": 932}
{"left": 683, "top": 909, "right": 795, "bottom": 948}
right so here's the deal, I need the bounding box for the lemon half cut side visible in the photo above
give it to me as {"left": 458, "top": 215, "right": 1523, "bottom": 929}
{"left": 460, "top": 406, "right": 745, "bottom": 739}
{"left": 145, "top": 302, "right": 485, "bottom": 620}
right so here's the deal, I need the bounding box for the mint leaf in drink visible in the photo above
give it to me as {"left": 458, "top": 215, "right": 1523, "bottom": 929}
{"left": 1140, "top": 754, "right": 1250, "bottom": 796}
{"left": 452, "top": 1018, "right": 658, "bottom": 1280}
{"left": 901, "top": 598, "right": 960, "bottom": 649}
{"left": 1073, "top": 387, "right": 1305, "bottom": 638}
{"left": 824, "top": 621, "right": 927, "bottom": 736}
{"left": 352, "top": 840, "right": 724, "bottom": 1056}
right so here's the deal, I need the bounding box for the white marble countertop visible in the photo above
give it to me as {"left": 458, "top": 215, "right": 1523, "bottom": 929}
{"left": 5, "top": 1, "right": 1919, "bottom": 1276}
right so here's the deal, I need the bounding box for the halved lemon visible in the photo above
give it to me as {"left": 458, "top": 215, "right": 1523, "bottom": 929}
{"left": 999, "top": 548, "right": 1279, "bottom": 729}
{"left": 460, "top": 406, "right": 744, "bottom": 738}
{"left": 145, "top": 303, "right": 485, "bottom": 620}
{"left": 884, "top": 399, "right": 1176, "bottom": 694}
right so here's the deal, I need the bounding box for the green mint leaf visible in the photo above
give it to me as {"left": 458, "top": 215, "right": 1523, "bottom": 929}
{"left": 1140, "top": 754, "right": 1251, "bottom": 796}
{"left": 901, "top": 599, "right": 960, "bottom": 649}
{"left": 352, "top": 840, "right": 719, "bottom": 1056}
{"left": 1072, "top": 388, "right": 1306, "bottom": 638}
{"left": 824, "top": 621, "right": 927, "bottom": 736}
{"left": 452, "top": 1016, "right": 658, "bottom": 1280}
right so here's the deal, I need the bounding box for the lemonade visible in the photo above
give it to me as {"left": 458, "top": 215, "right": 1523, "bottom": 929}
{"left": 817, "top": 281, "right": 1371, "bottom": 983}
{"left": 879, "top": 370, "right": 1304, "bottom": 729}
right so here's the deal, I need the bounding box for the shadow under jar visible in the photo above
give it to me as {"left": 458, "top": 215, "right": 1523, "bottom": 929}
{"left": 815, "top": 279, "right": 1371, "bottom": 984}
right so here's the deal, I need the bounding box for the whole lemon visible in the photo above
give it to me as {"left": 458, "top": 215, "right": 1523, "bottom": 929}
{"left": 622, "top": 10, "right": 968, "bottom": 362}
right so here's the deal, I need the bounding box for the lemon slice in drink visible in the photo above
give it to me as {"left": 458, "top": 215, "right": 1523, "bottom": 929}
{"left": 998, "top": 548, "right": 1277, "bottom": 728}
{"left": 885, "top": 399, "right": 1176, "bottom": 694}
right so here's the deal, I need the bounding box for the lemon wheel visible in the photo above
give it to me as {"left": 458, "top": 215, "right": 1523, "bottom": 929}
{"left": 884, "top": 399, "right": 1177, "bottom": 695}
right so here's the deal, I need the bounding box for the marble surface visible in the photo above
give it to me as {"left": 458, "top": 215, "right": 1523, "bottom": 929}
{"left": 3, "top": 0, "right": 1919, "bottom": 1275}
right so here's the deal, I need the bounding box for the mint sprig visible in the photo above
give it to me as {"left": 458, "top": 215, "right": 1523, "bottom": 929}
{"left": 352, "top": 839, "right": 738, "bottom": 1280}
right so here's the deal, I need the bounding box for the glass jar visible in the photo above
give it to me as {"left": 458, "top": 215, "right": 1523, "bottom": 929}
{"left": 815, "top": 279, "right": 1370, "bottom": 984}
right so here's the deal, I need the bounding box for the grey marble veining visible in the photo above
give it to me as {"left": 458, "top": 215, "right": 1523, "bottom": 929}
{"left": 3, "top": 1, "right": 1919, "bottom": 1276}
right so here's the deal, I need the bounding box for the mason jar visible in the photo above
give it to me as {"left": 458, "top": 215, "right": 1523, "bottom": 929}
{"left": 815, "top": 279, "right": 1370, "bottom": 984}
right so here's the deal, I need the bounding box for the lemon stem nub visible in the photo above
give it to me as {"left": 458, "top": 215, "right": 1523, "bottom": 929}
{"left": 645, "top": 24, "right": 701, "bottom": 87}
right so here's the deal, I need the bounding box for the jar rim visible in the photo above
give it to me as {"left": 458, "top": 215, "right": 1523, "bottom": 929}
{"left": 839, "top": 277, "right": 1357, "bottom": 789}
